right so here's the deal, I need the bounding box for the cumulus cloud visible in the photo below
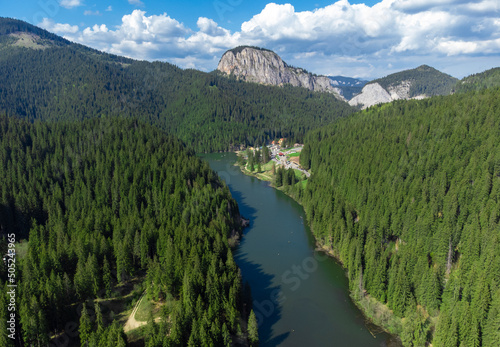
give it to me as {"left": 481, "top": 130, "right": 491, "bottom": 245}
{"left": 437, "top": 38, "right": 500, "bottom": 55}
{"left": 39, "top": 18, "right": 79, "bottom": 35}
{"left": 236, "top": 0, "right": 500, "bottom": 76}
{"left": 59, "top": 10, "right": 228, "bottom": 64}
{"left": 59, "top": 0, "right": 83, "bottom": 9}
{"left": 41, "top": 1, "right": 500, "bottom": 78}
{"left": 105, "top": 6, "right": 112, "bottom": 12}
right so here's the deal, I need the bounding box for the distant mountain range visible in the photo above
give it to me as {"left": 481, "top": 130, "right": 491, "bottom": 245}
{"left": 328, "top": 76, "right": 368, "bottom": 100}
{"left": 216, "top": 47, "right": 466, "bottom": 108}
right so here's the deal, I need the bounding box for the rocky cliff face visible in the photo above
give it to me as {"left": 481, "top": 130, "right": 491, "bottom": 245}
{"left": 348, "top": 83, "right": 392, "bottom": 108}
{"left": 217, "top": 46, "right": 344, "bottom": 99}
{"left": 349, "top": 80, "right": 427, "bottom": 109}
{"left": 349, "top": 65, "right": 457, "bottom": 109}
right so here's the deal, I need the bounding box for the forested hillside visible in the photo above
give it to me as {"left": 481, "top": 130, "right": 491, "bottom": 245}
{"left": 0, "top": 116, "right": 247, "bottom": 346}
{"left": 300, "top": 88, "right": 500, "bottom": 346}
{"left": 0, "top": 18, "right": 353, "bottom": 152}
{"left": 454, "top": 67, "right": 500, "bottom": 93}
{"left": 370, "top": 65, "right": 458, "bottom": 97}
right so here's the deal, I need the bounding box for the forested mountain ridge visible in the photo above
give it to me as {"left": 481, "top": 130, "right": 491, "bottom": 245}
{"left": 0, "top": 17, "right": 131, "bottom": 64}
{"left": 299, "top": 88, "right": 500, "bottom": 346}
{"left": 0, "top": 17, "right": 70, "bottom": 46}
{"left": 0, "top": 18, "right": 354, "bottom": 152}
{"left": 454, "top": 67, "right": 500, "bottom": 93}
{"left": 349, "top": 65, "right": 458, "bottom": 109}
{"left": 0, "top": 115, "right": 249, "bottom": 346}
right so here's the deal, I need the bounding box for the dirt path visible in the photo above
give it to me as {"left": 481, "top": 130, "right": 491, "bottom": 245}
{"left": 123, "top": 291, "right": 147, "bottom": 333}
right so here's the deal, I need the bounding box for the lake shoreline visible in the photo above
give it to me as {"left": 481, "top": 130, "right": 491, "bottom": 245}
{"left": 233, "top": 153, "right": 403, "bottom": 346}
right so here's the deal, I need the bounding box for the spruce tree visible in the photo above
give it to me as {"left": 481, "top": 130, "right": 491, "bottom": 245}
{"left": 79, "top": 304, "right": 92, "bottom": 346}
{"left": 248, "top": 309, "right": 259, "bottom": 346}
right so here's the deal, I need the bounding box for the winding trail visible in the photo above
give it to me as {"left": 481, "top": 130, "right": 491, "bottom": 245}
{"left": 123, "top": 291, "right": 147, "bottom": 333}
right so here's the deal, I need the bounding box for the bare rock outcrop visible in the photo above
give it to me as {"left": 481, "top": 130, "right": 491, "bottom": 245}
{"left": 348, "top": 83, "right": 393, "bottom": 109}
{"left": 217, "top": 46, "right": 344, "bottom": 99}
{"left": 349, "top": 80, "right": 427, "bottom": 109}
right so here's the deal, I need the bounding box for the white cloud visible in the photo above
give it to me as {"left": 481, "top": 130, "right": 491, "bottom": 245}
{"left": 392, "top": 0, "right": 466, "bottom": 12}
{"left": 197, "top": 17, "right": 227, "bottom": 36}
{"left": 41, "top": 1, "right": 500, "bottom": 79}
{"left": 119, "top": 10, "right": 189, "bottom": 41}
{"left": 128, "top": 0, "right": 144, "bottom": 7}
{"left": 84, "top": 10, "right": 101, "bottom": 16}
{"left": 61, "top": 10, "right": 195, "bottom": 61}
{"left": 105, "top": 6, "right": 113, "bottom": 12}
{"left": 464, "top": 0, "right": 500, "bottom": 14}
{"left": 39, "top": 18, "right": 79, "bottom": 34}
{"left": 59, "top": 0, "right": 83, "bottom": 9}
{"left": 437, "top": 38, "right": 500, "bottom": 56}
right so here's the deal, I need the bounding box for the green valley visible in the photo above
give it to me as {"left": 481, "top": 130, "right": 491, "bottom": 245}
{"left": 0, "top": 13, "right": 499, "bottom": 347}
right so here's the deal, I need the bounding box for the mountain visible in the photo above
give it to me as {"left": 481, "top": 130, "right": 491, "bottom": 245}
{"left": 0, "top": 17, "right": 69, "bottom": 46}
{"left": 349, "top": 65, "right": 458, "bottom": 109}
{"left": 0, "top": 17, "right": 128, "bottom": 64}
{"left": 454, "top": 67, "right": 500, "bottom": 93}
{"left": 217, "top": 46, "right": 345, "bottom": 99}
{"left": 300, "top": 88, "right": 500, "bottom": 346}
{"left": 328, "top": 76, "right": 368, "bottom": 100}
{"left": 0, "top": 18, "right": 354, "bottom": 152}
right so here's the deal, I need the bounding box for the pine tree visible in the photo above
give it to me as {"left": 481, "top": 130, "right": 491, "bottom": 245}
{"left": 248, "top": 309, "right": 259, "bottom": 346}
{"left": 484, "top": 289, "right": 500, "bottom": 347}
{"left": 95, "top": 302, "right": 104, "bottom": 335}
{"left": 79, "top": 304, "right": 92, "bottom": 346}
{"left": 102, "top": 256, "right": 112, "bottom": 298}
{"left": 222, "top": 322, "right": 232, "bottom": 347}
{"left": 262, "top": 146, "right": 271, "bottom": 163}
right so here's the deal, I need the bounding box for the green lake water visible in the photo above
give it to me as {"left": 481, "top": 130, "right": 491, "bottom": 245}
{"left": 204, "top": 153, "right": 400, "bottom": 347}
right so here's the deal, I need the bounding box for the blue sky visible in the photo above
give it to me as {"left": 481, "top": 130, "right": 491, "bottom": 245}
{"left": 1, "top": 0, "right": 499, "bottom": 79}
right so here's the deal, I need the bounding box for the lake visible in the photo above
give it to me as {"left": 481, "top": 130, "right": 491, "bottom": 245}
{"left": 204, "top": 153, "right": 398, "bottom": 347}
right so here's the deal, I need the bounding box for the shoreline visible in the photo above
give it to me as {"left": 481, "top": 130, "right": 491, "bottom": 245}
{"left": 233, "top": 152, "right": 403, "bottom": 345}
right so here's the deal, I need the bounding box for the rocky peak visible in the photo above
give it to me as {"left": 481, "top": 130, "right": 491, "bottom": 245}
{"left": 217, "top": 46, "right": 344, "bottom": 99}
{"left": 348, "top": 65, "right": 458, "bottom": 109}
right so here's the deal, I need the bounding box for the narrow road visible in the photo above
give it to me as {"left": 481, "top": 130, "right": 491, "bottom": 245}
{"left": 124, "top": 291, "right": 147, "bottom": 333}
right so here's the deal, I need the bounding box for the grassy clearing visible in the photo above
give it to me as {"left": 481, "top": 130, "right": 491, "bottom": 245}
{"left": 262, "top": 160, "right": 274, "bottom": 171}
{"left": 98, "top": 278, "right": 145, "bottom": 326}
{"left": 49, "top": 276, "right": 145, "bottom": 346}
{"left": 287, "top": 152, "right": 300, "bottom": 157}
{"left": 293, "top": 169, "right": 305, "bottom": 180}
{"left": 135, "top": 296, "right": 163, "bottom": 322}
{"left": 242, "top": 160, "right": 275, "bottom": 181}
{"left": 240, "top": 158, "right": 308, "bottom": 192}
